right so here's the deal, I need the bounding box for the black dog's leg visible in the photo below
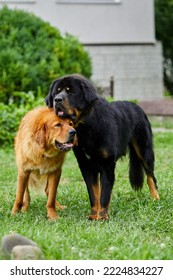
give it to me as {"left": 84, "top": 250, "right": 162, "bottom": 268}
{"left": 142, "top": 151, "right": 160, "bottom": 200}
{"left": 73, "top": 147, "right": 100, "bottom": 219}
{"left": 83, "top": 168, "right": 100, "bottom": 220}
{"left": 99, "top": 162, "right": 115, "bottom": 220}
{"left": 132, "top": 136, "right": 160, "bottom": 200}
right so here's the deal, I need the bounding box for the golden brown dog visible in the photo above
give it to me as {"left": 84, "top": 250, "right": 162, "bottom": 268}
{"left": 12, "top": 107, "right": 77, "bottom": 219}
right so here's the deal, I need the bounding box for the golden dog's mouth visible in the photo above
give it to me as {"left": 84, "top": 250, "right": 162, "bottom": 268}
{"left": 55, "top": 140, "right": 74, "bottom": 151}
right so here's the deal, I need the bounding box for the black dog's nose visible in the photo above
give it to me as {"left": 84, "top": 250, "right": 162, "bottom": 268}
{"left": 54, "top": 95, "right": 63, "bottom": 103}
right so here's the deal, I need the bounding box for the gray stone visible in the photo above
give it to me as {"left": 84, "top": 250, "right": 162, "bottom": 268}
{"left": 12, "top": 245, "right": 44, "bottom": 260}
{"left": 0, "top": 233, "right": 37, "bottom": 259}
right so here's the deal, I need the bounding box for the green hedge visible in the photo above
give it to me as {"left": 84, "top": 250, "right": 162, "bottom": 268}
{"left": 0, "top": 6, "right": 92, "bottom": 104}
{"left": 0, "top": 92, "right": 44, "bottom": 147}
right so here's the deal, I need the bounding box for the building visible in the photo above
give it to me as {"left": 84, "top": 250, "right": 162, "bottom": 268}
{"left": 0, "top": 0, "right": 163, "bottom": 100}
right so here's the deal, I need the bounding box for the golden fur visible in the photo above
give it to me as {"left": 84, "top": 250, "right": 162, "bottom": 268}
{"left": 12, "top": 107, "right": 77, "bottom": 219}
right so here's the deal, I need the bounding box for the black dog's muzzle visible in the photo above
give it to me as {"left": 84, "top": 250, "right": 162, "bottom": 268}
{"left": 54, "top": 90, "right": 67, "bottom": 104}
{"left": 53, "top": 90, "right": 76, "bottom": 120}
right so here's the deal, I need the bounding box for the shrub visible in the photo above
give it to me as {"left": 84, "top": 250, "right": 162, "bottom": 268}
{"left": 0, "top": 92, "right": 44, "bottom": 147}
{"left": 0, "top": 6, "right": 92, "bottom": 104}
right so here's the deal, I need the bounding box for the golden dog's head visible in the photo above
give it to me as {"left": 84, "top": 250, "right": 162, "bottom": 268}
{"left": 35, "top": 108, "right": 77, "bottom": 152}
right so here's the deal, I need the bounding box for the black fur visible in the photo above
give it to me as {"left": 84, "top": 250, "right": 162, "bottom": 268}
{"left": 45, "top": 74, "right": 159, "bottom": 220}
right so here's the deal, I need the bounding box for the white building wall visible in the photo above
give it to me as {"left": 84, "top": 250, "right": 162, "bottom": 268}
{"left": 86, "top": 42, "right": 163, "bottom": 100}
{"left": 0, "top": 0, "right": 155, "bottom": 44}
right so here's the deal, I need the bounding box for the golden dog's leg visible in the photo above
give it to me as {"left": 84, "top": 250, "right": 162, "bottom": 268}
{"left": 46, "top": 170, "right": 61, "bottom": 220}
{"left": 88, "top": 183, "right": 101, "bottom": 220}
{"left": 22, "top": 186, "right": 30, "bottom": 212}
{"left": 45, "top": 169, "right": 66, "bottom": 212}
{"left": 12, "top": 170, "right": 30, "bottom": 215}
{"left": 147, "top": 175, "right": 160, "bottom": 200}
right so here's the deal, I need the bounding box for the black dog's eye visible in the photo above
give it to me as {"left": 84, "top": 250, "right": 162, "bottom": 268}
{"left": 55, "top": 123, "right": 62, "bottom": 127}
{"left": 66, "top": 87, "right": 70, "bottom": 92}
{"left": 57, "top": 87, "right": 61, "bottom": 93}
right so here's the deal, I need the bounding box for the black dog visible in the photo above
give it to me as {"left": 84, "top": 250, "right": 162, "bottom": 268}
{"left": 45, "top": 74, "right": 160, "bottom": 220}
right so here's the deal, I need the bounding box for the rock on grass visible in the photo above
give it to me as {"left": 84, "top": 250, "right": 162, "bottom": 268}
{"left": 0, "top": 233, "right": 43, "bottom": 259}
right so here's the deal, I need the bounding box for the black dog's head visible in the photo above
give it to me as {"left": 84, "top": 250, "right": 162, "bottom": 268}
{"left": 45, "top": 74, "right": 98, "bottom": 123}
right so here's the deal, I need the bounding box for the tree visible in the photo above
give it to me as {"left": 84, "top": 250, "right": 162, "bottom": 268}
{"left": 0, "top": 6, "right": 92, "bottom": 104}
{"left": 155, "top": 0, "right": 173, "bottom": 95}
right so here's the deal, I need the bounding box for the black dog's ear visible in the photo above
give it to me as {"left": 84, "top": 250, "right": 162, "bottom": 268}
{"left": 45, "top": 93, "right": 53, "bottom": 108}
{"left": 45, "top": 80, "right": 58, "bottom": 108}
{"left": 80, "top": 78, "right": 98, "bottom": 104}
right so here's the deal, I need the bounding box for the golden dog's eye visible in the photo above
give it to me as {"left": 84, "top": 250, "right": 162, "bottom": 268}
{"left": 55, "top": 123, "right": 61, "bottom": 127}
{"left": 69, "top": 121, "right": 73, "bottom": 126}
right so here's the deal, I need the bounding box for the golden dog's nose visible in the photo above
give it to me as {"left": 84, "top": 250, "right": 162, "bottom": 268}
{"left": 69, "top": 129, "right": 76, "bottom": 139}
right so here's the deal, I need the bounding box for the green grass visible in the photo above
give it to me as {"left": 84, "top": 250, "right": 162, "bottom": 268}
{"left": 0, "top": 132, "right": 173, "bottom": 260}
{"left": 149, "top": 116, "right": 173, "bottom": 129}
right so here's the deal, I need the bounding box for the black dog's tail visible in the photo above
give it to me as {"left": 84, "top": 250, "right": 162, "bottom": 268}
{"left": 129, "top": 143, "right": 144, "bottom": 190}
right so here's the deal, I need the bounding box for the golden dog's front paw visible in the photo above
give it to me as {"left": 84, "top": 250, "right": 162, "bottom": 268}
{"left": 47, "top": 208, "right": 59, "bottom": 220}
{"left": 11, "top": 205, "right": 21, "bottom": 215}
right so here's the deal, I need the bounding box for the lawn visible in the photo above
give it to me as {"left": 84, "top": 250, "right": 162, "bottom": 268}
{"left": 0, "top": 132, "right": 173, "bottom": 260}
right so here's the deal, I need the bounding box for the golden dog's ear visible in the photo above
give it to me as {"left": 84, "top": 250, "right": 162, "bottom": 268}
{"left": 35, "top": 124, "right": 46, "bottom": 148}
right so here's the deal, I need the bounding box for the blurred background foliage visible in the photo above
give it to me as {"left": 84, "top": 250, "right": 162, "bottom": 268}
{"left": 155, "top": 0, "right": 173, "bottom": 96}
